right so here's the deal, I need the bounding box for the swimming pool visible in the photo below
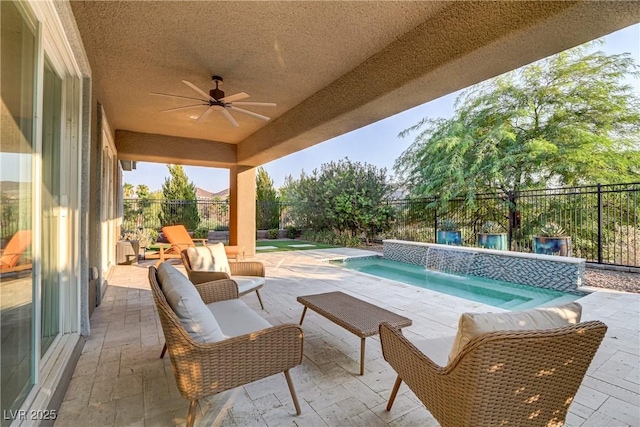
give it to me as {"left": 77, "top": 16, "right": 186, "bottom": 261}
{"left": 330, "top": 256, "right": 579, "bottom": 310}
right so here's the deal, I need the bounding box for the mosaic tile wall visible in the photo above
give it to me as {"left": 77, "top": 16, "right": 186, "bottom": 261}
{"left": 383, "top": 241, "right": 428, "bottom": 266}
{"left": 383, "top": 240, "right": 586, "bottom": 293}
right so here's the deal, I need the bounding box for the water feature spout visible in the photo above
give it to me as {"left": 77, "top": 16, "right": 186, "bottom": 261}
{"left": 426, "top": 246, "right": 477, "bottom": 275}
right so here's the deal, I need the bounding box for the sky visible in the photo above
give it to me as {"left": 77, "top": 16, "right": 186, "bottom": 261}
{"left": 123, "top": 24, "right": 640, "bottom": 193}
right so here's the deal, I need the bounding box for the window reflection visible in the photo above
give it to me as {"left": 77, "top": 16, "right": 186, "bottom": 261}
{"left": 0, "top": 1, "right": 35, "bottom": 421}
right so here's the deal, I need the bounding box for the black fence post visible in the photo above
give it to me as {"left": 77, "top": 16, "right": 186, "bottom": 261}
{"left": 597, "top": 183, "right": 603, "bottom": 264}
{"left": 506, "top": 191, "right": 517, "bottom": 252}
{"left": 433, "top": 198, "right": 438, "bottom": 243}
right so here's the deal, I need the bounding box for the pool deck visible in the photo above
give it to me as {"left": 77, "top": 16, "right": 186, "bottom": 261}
{"left": 56, "top": 248, "right": 639, "bottom": 426}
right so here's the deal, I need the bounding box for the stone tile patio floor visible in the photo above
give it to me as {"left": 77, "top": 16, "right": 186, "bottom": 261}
{"left": 56, "top": 248, "right": 640, "bottom": 426}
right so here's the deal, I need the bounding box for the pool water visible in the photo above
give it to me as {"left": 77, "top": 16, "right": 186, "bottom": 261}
{"left": 330, "top": 257, "right": 579, "bottom": 310}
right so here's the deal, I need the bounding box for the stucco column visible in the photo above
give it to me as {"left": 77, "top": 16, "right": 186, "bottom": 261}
{"left": 229, "top": 166, "right": 256, "bottom": 256}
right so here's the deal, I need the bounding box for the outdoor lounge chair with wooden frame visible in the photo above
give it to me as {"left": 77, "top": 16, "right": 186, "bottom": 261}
{"left": 0, "top": 230, "right": 32, "bottom": 274}
{"left": 379, "top": 321, "right": 607, "bottom": 427}
{"left": 158, "top": 225, "right": 208, "bottom": 262}
{"left": 148, "top": 266, "right": 303, "bottom": 427}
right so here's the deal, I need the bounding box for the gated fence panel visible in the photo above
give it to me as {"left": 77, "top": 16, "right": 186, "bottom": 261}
{"left": 381, "top": 183, "right": 639, "bottom": 267}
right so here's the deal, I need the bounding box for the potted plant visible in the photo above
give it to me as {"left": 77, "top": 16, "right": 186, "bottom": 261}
{"left": 437, "top": 219, "right": 462, "bottom": 245}
{"left": 477, "top": 221, "right": 508, "bottom": 250}
{"left": 533, "top": 222, "right": 571, "bottom": 256}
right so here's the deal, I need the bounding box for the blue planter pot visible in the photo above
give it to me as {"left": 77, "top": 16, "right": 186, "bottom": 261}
{"left": 477, "top": 233, "right": 508, "bottom": 250}
{"left": 437, "top": 230, "right": 462, "bottom": 245}
{"left": 533, "top": 236, "right": 571, "bottom": 257}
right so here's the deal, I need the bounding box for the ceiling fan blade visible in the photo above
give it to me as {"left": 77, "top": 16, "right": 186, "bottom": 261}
{"left": 160, "top": 104, "right": 208, "bottom": 113}
{"left": 231, "top": 101, "right": 276, "bottom": 107}
{"left": 150, "top": 92, "right": 207, "bottom": 102}
{"left": 182, "top": 80, "right": 214, "bottom": 101}
{"left": 196, "top": 106, "right": 214, "bottom": 122}
{"left": 230, "top": 106, "right": 270, "bottom": 121}
{"left": 220, "top": 108, "right": 239, "bottom": 127}
{"left": 220, "top": 92, "right": 249, "bottom": 103}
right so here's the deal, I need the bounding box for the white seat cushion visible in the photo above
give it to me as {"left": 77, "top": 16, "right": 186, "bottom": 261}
{"left": 448, "top": 302, "right": 582, "bottom": 364}
{"left": 186, "top": 243, "right": 231, "bottom": 274}
{"left": 231, "top": 276, "right": 265, "bottom": 294}
{"left": 207, "top": 299, "right": 272, "bottom": 339}
{"left": 157, "top": 262, "right": 224, "bottom": 343}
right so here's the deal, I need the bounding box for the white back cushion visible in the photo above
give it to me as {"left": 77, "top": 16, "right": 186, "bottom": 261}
{"left": 448, "top": 302, "right": 582, "bottom": 364}
{"left": 157, "top": 262, "right": 224, "bottom": 343}
{"left": 186, "top": 243, "right": 230, "bottom": 274}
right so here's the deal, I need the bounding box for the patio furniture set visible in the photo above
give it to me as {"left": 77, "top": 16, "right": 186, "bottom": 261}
{"left": 147, "top": 226, "right": 608, "bottom": 427}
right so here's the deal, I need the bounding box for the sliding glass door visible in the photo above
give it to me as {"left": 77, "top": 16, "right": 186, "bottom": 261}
{"left": 0, "top": 1, "right": 36, "bottom": 421}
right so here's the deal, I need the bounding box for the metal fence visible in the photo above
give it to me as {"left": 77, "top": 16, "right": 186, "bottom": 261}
{"left": 122, "top": 198, "right": 300, "bottom": 232}
{"left": 121, "top": 182, "right": 639, "bottom": 267}
{"left": 122, "top": 198, "right": 231, "bottom": 231}
{"left": 383, "top": 183, "right": 639, "bottom": 267}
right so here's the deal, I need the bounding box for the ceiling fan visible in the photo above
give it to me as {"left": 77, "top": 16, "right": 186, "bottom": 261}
{"left": 150, "top": 75, "right": 276, "bottom": 127}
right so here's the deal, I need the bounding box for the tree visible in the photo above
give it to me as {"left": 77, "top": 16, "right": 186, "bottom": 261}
{"left": 256, "top": 167, "right": 280, "bottom": 230}
{"left": 122, "top": 183, "right": 137, "bottom": 228}
{"left": 159, "top": 165, "right": 200, "bottom": 230}
{"left": 123, "top": 183, "right": 135, "bottom": 198}
{"left": 394, "top": 42, "right": 640, "bottom": 207}
{"left": 286, "top": 158, "right": 395, "bottom": 243}
{"left": 135, "top": 184, "right": 161, "bottom": 229}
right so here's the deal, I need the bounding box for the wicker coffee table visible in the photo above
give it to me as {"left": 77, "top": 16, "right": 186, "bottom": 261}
{"left": 297, "top": 291, "right": 412, "bottom": 375}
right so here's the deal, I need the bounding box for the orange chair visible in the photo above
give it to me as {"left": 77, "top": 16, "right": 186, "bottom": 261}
{"left": 159, "top": 225, "right": 208, "bottom": 262}
{"left": 160, "top": 225, "right": 244, "bottom": 262}
{"left": 0, "top": 230, "right": 32, "bottom": 274}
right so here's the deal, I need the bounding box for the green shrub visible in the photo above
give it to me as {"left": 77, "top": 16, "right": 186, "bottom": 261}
{"left": 538, "top": 222, "right": 567, "bottom": 237}
{"left": 146, "top": 228, "right": 159, "bottom": 244}
{"left": 267, "top": 229, "right": 279, "bottom": 239}
{"left": 480, "top": 221, "right": 504, "bottom": 234}
{"left": 438, "top": 219, "right": 459, "bottom": 231}
{"left": 121, "top": 227, "right": 158, "bottom": 249}
{"left": 193, "top": 227, "right": 209, "bottom": 239}
{"left": 285, "top": 226, "right": 299, "bottom": 239}
{"left": 300, "top": 230, "right": 360, "bottom": 247}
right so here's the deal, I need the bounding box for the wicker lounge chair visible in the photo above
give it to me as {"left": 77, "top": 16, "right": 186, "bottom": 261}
{"left": 379, "top": 320, "right": 607, "bottom": 427}
{"left": 0, "top": 230, "right": 32, "bottom": 274}
{"left": 157, "top": 245, "right": 267, "bottom": 359}
{"left": 149, "top": 266, "right": 303, "bottom": 427}
{"left": 181, "top": 246, "right": 266, "bottom": 309}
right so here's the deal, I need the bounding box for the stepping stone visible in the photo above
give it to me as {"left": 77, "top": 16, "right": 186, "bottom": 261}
{"left": 288, "top": 244, "right": 316, "bottom": 248}
{"left": 256, "top": 246, "right": 278, "bottom": 250}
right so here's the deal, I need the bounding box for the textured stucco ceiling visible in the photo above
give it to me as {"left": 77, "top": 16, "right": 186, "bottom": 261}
{"left": 70, "top": 1, "right": 640, "bottom": 168}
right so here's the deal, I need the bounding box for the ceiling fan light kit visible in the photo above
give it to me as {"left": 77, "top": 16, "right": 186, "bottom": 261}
{"left": 150, "top": 75, "right": 276, "bottom": 127}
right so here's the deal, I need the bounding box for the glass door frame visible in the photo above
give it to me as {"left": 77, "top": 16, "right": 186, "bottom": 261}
{"left": 19, "top": 0, "right": 84, "bottom": 396}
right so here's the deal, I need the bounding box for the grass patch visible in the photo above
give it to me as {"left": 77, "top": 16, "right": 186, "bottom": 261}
{"left": 256, "top": 239, "right": 337, "bottom": 252}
